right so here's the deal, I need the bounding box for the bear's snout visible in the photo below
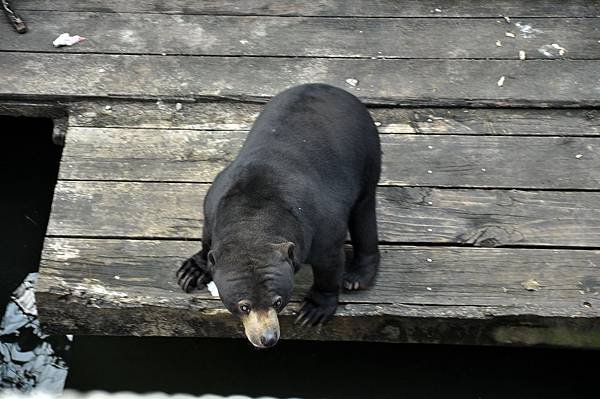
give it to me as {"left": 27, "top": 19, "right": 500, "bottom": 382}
{"left": 259, "top": 329, "right": 279, "bottom": 347}
{"left": 241, "top": 308, "right": 280, "bottom": 348}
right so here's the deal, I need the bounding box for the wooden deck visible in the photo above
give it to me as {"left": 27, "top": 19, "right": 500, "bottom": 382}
{"left": 2, "top": 0, "right": 600, "bottom": 348}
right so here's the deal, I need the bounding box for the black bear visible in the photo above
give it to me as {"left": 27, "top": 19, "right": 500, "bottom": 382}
{"left": 177, "top": 83, "right": 381, "bottom": 348}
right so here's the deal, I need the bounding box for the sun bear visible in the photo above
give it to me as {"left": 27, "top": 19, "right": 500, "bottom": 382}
{"left": 177, "top": 83, "right": 381, "bottom": 348}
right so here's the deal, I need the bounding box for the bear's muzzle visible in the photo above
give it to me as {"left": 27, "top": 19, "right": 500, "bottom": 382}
{"left": 241, "top": 308, "right": 280, "bottom": 348}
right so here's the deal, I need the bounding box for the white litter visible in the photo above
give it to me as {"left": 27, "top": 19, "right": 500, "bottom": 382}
{"left": 53, "top": 33, "right": 86, "bottom": 47}
{"left": 505, "top": 32, "right": 515, "bottom": 38}
{"left": 434, "top": 8, "right": 442, "bottom": 12}
{"left": 497, "top": 76, "right": 505, "bottom": 87}
{"left": 515, "top": 22, "right": 543, "bottom": 39}
{"left": 538, "top": 46, "right": 554, "bottom": 58}
{"left": 426, "top": 287, "right": 432, "bottom": 291}
{"left": 113, "top": 275, "right": 120, "bottom": 280}
{"left": 576, "top": 154, "right": 583, "bottom": 159}
{"left": 175, "top": 102, "right": 183, "bottom": 111}
{"left": 345, "top": 78, "right": 359, "bottom": 87}
{"left": 206, "top": 281, "right": 220, "bottom": 297}
{"left": 503, "top": 16, "right": 511, "bottom": 23}
{"left": 519, "top": 50, "right": 526, "bottom": 60}
{"left": 496, "top": 40, "right": 502, "bottom": 47}
{"left": 427, "top": 170, "right": 433, "bottom": 174}
{"left": 426, "top": 258, "right": 433, "bottom": 262}
{"left": 374, "top": 121, "right": 382, "bottom": 126}
{"left": 521, "top": 279, "right": 541, "bottom": 291}
{"left": 551, "top": 43, "right": 567, "bottom": 56}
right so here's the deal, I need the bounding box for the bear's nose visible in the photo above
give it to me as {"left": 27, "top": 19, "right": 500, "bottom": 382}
{"left": 260, "top": 330, "right": 278, "bottom": 347}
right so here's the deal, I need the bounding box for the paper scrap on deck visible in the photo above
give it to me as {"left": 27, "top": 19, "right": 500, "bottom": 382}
{"left": 207, "top": 281, "right": 220, "bottom": 297}
{"left": 53, "top": 33, "right": 86, "bottom": 47}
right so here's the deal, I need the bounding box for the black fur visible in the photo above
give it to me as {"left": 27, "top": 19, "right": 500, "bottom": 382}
{"left": 177, "top": 83, "right": 381, "bottom": 325}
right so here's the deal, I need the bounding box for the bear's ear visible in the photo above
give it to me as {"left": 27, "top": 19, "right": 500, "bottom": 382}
{"left": 272, "top": 242, "right": 295, "bottom": 261}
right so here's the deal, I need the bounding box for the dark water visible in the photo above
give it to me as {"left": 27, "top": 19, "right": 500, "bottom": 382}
{"left": 66, "top": 336, "right": 597, "bottom": 399}
{"left": 1, "top": 116, "right": 598, "bottom": 398}
{"left": 0, "top": 117, "right": 61, "bottom": 317}
{"left": 0, "top": 116, "right": 68, "bottom": 394}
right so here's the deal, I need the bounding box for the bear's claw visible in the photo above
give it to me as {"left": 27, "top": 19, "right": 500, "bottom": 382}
{"left": 342, "top": 271, "right": 372, "bottom": 291}
{"left": 177, "top": 257, "right": 211, "bottom": 293}
{"left": 295, "top": 296, "right": 337, "bottom": 327}
{"left": 342, "top": 254, "right": 379, "bottom": 291}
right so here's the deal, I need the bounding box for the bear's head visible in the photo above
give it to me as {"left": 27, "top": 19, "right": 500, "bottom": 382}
{"left": 209, "top": 241, "right": 296, "bottom": 348}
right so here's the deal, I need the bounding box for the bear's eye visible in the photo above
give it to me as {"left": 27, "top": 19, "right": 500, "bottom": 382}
{"left": 273, "top": 298, "right": 282, "bottom": 309}
{"left": 239, "top": 304, "right": 251, "bottom": 314}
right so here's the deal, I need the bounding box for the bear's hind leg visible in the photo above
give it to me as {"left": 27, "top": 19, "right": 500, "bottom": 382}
{"left": 344, "top": 192, "right": 380, "bottom": 291}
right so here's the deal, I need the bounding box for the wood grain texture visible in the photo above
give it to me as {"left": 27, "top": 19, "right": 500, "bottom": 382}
{"left": 2, "top": 53, "right": 600, "bottom": 106}
{"left": 0, "top": 101, "right": 67, "bottom": 119}
{"left": 47, "top": 181, "right": 207, "bottom": 239}
{"left": 67, "top": 101, "right": 600, "bottom": 135}
{"left": 380, "top": 135, "right": 600, "bottom": 189}
{"left": 15, "top": 0, "right": 600, "bottom": 17}
{"left": 12, "top": 0, "right": 600, "bottom": 348}
{"left": 59, "top": 128, "right": 600, "bottom": 189}
{"left": 2, "top": 13, "right": 599, "bottom": 59}
{"left": 36, "top": 238, "right": 600, "bottom": 346}
{"left": 39, "top": 239, "right": 600, "bottom": 308}
{"left": 46, "top": 181, "right": 600, "bottom": 247}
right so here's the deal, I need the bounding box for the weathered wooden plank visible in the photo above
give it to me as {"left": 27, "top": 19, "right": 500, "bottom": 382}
{"left": 36, "top": 294, "right": 600, "bottom": 347}
{"left": 377, "top": 188, "right": 600, "bottom": 247}
{"left": 39, "top": 239, "right": 600, "bottom": 307}
{"left": 2, "top": 53, "right": 600, "bottom": 106}
{"left": 380, "top": 135, "right": 600, "bottom": 189}
{"left": 2, "top": 13, "right": 599, "bottom": 59}
{"left": 15, "top": 0, "right": 600, "bottom": 17}
{"left": 46, "top": 181, "right": 600, "bottom": 247}
{"left": 67, "top": 101, "right": 600, "bottom": 136}
{"left": 37, "top": 239, "right": 600, "bottom": 346}
{"left": 0, "top": 101, "right": 66, "bottom": 119}
{"left": 59, "top": 128, "right": 600, "bottom": 189}
{"left": 47, "top": 181, "right": 206, "bottom": 238}
{"left": 60, "top": 129, "right": 246, "bottom": 183}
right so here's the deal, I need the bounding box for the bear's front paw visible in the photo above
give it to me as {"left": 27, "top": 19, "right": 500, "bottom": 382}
{"left": 295, "top": 291, "right": 338, "bottom": 327}
{"left": 176, "top": 257, "right": 212, "bottom": 293}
